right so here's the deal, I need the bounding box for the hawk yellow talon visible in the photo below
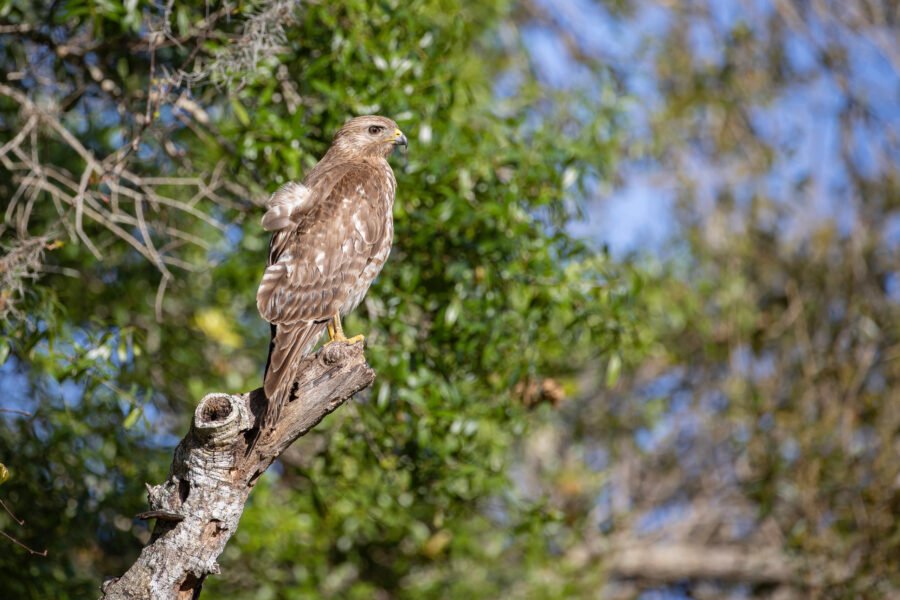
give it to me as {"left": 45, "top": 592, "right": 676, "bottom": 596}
{"left": 326, "top": 313, "right": 364, "bottom": 345}
{"left": 325, "top": 334, "right": 365, "bottom": 346}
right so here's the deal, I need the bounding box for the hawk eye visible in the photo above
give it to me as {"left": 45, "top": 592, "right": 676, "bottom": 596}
{"left": 368, "top": 125, "right": 384, "bottom": 135}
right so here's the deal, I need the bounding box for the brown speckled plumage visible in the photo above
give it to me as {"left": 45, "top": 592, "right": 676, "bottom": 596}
{"left": 256, "top": 116, "right": 405, "bottom": 431}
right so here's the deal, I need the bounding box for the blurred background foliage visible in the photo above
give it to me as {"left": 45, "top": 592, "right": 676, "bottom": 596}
{"left": 0, "top": 0, "right": 897, "bottom": 599}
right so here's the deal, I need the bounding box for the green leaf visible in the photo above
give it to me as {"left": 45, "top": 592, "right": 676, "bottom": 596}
{"left": 123, "top": 406, "right": 142, "bottom": 430}
{"left": 231, "top": 99, "right": 250, "bottom": 127}
{"left": 605, "top": 354, "right": 622, "bottom": 388}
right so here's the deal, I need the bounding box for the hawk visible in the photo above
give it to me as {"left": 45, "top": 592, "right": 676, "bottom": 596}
{"left": 256, "top": 115, "right": 407, "bottom": 431}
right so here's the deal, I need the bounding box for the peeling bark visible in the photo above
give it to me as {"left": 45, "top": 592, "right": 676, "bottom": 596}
{"left": 100, "top": 341, "right": 375, "bottom": 600}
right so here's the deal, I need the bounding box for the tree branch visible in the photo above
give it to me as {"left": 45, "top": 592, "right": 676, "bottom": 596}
{"left": 605, "top": 541, "right": 797, "bottom": 584}
{"left": 100, "top": 341, "right": 375, "bottom": 600}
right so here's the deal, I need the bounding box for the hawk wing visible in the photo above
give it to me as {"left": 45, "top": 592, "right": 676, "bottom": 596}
{"left": 260, "top": 181, "right": 313, "bottom": 232}
{"left": 257, "top": 164, "right": 388, "bottom": 429}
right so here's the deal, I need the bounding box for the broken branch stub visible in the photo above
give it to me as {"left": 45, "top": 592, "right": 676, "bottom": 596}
{"left": 101, "top": 341, "right": 374, "bottom": 600}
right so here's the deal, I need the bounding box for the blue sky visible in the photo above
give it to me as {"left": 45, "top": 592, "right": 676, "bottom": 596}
{"left": 525, "top": 0, "right": 899, "bottom": 257}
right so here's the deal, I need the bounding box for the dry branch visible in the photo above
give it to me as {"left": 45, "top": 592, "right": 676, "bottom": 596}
{"left": 0, "top": 82, "right": 244, "bottom": 321}
{"left": 99, "top": 341, "right": 375, "bottom": 600}
{"left": 0, "top": 3, "right": 303, "bottom": 323}
{"left": 606, "top": 541, "right": 796, "bottom": 584}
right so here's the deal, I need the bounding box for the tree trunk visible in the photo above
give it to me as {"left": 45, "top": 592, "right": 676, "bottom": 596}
{"left": 100, "top": 342, "right": 375, "bottom": 600}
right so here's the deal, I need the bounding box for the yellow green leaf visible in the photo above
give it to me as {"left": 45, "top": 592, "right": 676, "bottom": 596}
{"left": 605, "top": 354, "right": 622, "bottom": 388}
{"left": 123, "top": 407, "right": 142, "bottom": 429}
{"left": 194, "top": 308, "right": 242, "bottom": 348}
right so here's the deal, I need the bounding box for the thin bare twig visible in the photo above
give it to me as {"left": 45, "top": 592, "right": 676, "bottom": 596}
{"left": 0, "top": 498, "right": 26, "bottom": 526}
{"left": 0, "top": 408, "right": 34, "bottom": 417}
{"left": 0, "top": 81, "right": 246, "bottom": 321}
{"left": 0, "top": 529, "right": 48, "bottom": 557}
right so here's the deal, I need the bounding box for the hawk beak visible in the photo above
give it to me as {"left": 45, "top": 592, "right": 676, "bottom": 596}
{"left": 393, "top": 129, "right": 408, "bottom": 148}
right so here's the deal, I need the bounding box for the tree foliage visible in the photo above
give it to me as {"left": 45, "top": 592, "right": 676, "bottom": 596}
{"left": 514, "top": 1, "right": 899, "bottom": 597}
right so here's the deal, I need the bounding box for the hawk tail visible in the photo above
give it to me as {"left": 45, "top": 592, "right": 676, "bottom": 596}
{"left": 258, "top": 321, "right": 328, "bottom": 435}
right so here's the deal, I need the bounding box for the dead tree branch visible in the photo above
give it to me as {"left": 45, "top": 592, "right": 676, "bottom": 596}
{"left": 99, "top": 341, "right": 375, "bottom": 600}
{"left": 0, "top": 82, "right": 245, "bottom": 321}
{"left": 605, "top": 541, "right": 797, "bottom": 584}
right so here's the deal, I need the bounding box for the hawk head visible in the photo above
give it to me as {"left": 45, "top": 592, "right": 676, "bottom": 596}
{"left": 332, "top": 115, "right": 408, "bottom": 158}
